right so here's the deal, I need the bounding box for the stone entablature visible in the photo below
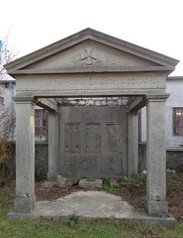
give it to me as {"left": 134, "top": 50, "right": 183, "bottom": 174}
{"left": 15, "top": 72, "right": 167, "bottom": 98}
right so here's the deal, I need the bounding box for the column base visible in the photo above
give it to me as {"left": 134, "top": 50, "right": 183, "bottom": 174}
{"left": 145, "top": 198, "right": 168, "bottom": 217}
{"left": 14, "top": 195, "right": 36, "bottom": 213}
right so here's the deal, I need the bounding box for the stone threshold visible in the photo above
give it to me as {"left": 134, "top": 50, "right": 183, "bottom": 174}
{"left": 7, "top": 210, "right": 176, "bottom": 229}
{"left": 7, "top": 191, "right": 176, "bottom": 229}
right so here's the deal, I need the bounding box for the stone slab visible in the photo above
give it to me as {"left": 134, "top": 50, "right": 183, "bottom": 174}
{"left": 79, "top": 179, "right": 102, "bottom": 189}
{"left": 57, "top": 175, "right": 80, "bottom": 188}
{"left": 7, "top": 191, "right": 176, "bottom": 229}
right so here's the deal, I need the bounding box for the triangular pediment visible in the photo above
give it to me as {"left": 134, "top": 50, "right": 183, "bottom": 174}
{"left": 5, "top": 28, "right": 179, "bottom": 75}
{"left": 22, "top": 40, "right": 162, "bottom": 72}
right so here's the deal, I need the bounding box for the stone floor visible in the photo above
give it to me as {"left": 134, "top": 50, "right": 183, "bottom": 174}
{"left": 8, "top": 191, "right": 176, "bottom": 228}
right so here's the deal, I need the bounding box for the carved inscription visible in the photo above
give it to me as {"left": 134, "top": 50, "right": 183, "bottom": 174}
{"left": 80, "top": 47, "right": 98, "bottom": 65}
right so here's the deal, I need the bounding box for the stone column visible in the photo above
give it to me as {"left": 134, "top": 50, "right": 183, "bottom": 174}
{"left": 13, "top": 97, "right": 36, "bottom": 213}
{"left": 145, "top": 95, "right": 169, "bottom": 216}
{"left": 47, "top": 112, "right": 58, "bottom": 181}
{"left": 128, "top": 112, "right": 138, "bottom": 175}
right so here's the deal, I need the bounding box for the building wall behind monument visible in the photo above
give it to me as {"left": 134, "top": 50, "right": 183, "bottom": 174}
{"left": 141, "top": 76, "right": 183, "bottom": 148}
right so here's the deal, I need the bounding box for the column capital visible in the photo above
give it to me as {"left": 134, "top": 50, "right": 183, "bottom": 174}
{"left": 13, "top": 96, "right": 36, "bottom": 104}
{"left": 145, "top": 94, "right": 169, "bottom": 102}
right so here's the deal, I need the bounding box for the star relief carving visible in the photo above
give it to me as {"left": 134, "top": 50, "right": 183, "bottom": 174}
{"left": 80, "top": 47, "right": 98, "bottom": 65}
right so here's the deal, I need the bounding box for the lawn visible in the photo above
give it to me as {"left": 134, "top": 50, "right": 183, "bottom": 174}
{"left": 0, "top": 174, "right": 183, "bottom": 238}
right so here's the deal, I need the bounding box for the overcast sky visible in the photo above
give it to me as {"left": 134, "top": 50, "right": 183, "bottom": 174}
{"left": 0, "top": 0, "right": 182, "bottom": 75}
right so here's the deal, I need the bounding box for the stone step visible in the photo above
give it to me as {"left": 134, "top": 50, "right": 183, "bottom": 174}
{"left": 79, "top": 178, "right": 103, "bottom": 190}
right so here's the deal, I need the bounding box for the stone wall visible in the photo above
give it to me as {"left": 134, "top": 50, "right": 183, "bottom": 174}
{"left": 6, "top": 142, "right": 183, "bottom": 180}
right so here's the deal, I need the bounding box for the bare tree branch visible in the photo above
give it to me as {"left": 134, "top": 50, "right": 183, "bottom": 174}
{"left": 0, "top": 32, "right": 17, "bottom": 81}
{"left": 0, "top": 32, "right": 16, "bottom": 185}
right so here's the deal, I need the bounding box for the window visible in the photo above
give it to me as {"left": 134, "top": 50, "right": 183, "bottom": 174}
{"left": 173, "top": 107, "right": 183, "bottom": 136}
{"left": 35, "top": 109, "right": 47, "bottom": 140}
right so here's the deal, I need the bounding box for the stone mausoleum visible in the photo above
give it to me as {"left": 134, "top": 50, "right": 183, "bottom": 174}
{"left": 5, "top": 28, "right": 179, "bottom": 218}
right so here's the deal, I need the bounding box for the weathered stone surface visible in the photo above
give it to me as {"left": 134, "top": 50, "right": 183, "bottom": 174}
{"left": 59, "top": 106, "right": 127, "bottom": 178}
{"left": 145, "top": 199, "right": 168, "bottom": 217}
{"left": 146, "top": 96, "right": 168, "bottom": 216}
{"left": 13, "top": 98, "right": 36, "bottom": 214}
{"left": 57, "top": 175, "right": 79, "bottom": 188}
{"left": 15, "top": 73, "right": 167, "bottom": 98}
{"left": 79, "top": 179, "right": 102, "bottom": 189}
{"left": 14, "top": 195, "right": 36, "bottom": 214}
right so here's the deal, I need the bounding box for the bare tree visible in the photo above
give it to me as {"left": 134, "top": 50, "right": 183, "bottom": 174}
{"left": 0, "top": 34, "right": 16, "bottom": 186}
{"left": 0, "top": 34, "right": 15, "bottom": 80}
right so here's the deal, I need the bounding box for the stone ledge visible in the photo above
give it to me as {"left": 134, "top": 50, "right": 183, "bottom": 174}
{"left": 79, "top": 179, "right": 102, "bottom": 189}
{"left": 7, "top": 211, "right": 176, "bottom": 229}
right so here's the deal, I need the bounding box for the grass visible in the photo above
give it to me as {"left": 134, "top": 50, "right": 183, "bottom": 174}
{"left": 1, "top": 212, "right": 183, "bottom": 238}
{"left": 0, "top": 176, "right": 183, "bottom": 238}
{"left": 102, "top": 178, "right": 116, "bottom": 193}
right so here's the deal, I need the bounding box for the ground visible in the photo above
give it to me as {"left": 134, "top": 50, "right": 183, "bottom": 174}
{"left": 1, "top": 173, "right": 183, "bottom": 237}
{"left": 34, "top": 173, "right": 183, "bottom": 222}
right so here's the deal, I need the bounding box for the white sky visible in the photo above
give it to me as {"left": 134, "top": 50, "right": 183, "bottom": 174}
{"left": 0, "top": 0, "right": 182, "bottom": 75}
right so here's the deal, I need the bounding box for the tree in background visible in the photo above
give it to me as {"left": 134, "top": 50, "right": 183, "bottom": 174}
{"left": 0, "top": 34, "right": 15, "bottom": 80}
{"left": 0, "top": 34, "right": 16, "bottom": 186}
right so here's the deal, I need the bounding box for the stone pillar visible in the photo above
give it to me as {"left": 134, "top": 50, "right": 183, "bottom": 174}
{"left": 47, "top": 112, "right": 58, "bottom": 181}
{"left": 13, "top": 97, "right": 36, "bottom": 213}
{"left": 128, "top": 112, "right": 138, "bottom": 175}
{"left": 145, "top": 95, "right": 169, "bottom": 216}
